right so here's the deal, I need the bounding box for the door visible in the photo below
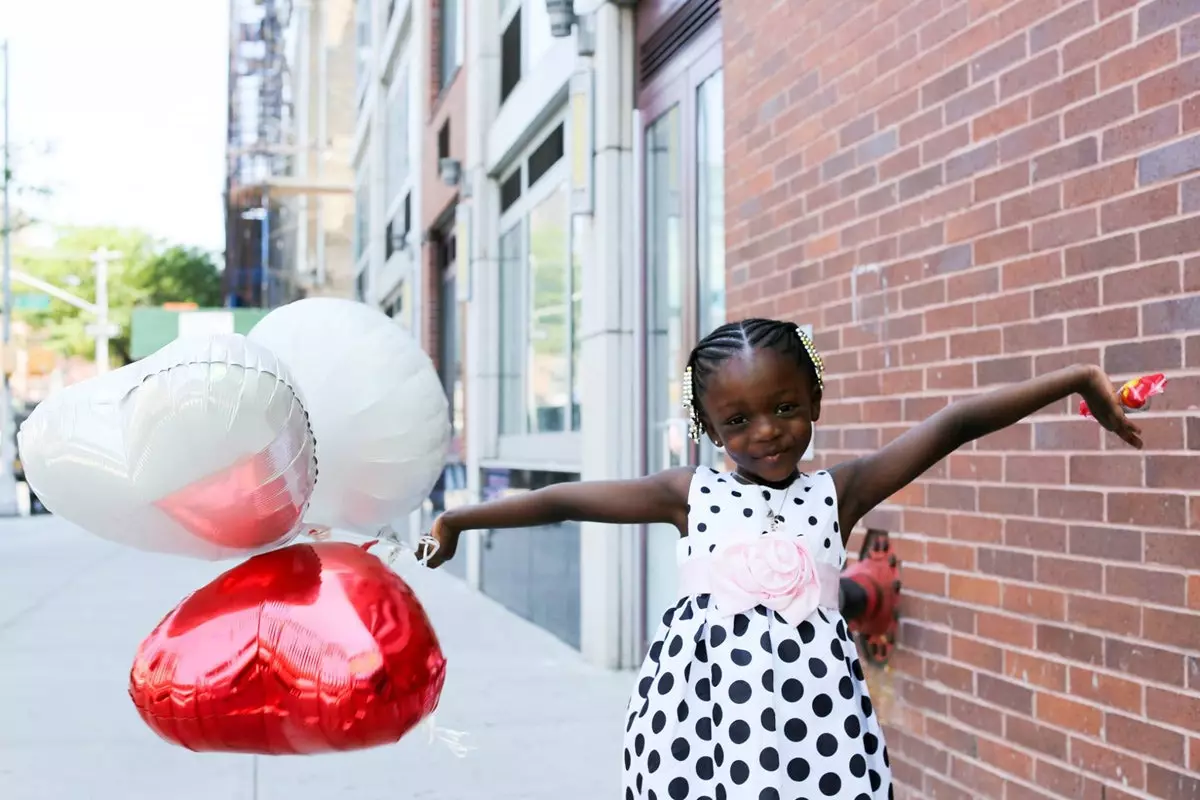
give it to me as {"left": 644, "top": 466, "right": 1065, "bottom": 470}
{"left": 638, "top": 24, "right": 726, "bottom": 650}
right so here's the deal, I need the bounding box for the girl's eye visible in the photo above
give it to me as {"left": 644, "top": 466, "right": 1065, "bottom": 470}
{"left": 725, "top": 415, "right": 747, "bottom": 426}
{"left": 777, "top": 404, "right": 796, "bottom": 414}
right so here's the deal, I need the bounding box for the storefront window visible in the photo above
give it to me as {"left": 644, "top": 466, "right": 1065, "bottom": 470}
{"left": 497, "top": 122, "right": 580, "bottom": 438}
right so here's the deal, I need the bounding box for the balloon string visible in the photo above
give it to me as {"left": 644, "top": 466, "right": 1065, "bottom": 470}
{"left": 425, "top": 713, "right": 475, "bottom": 758}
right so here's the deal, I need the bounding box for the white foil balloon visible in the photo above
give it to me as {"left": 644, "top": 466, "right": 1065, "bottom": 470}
{"left": 248, "top": 298, "right": 450, "bottom": 534}
{"left": 18, "top": 334, "right": 317, "bottom": 560}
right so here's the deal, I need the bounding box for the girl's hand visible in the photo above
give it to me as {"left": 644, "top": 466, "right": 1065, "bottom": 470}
{"left": 424, "top": 514, "right": 460, "bottom": 569}
{"left": 1079, "top": 366, "right": 1143, "bottom": 450}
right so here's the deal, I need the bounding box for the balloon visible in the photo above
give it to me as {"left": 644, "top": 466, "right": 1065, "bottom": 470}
{"left": 18, "top": 334, "right": 317, "bottom": 560}
{"left": 248, "top": 298, "right": 450, "bottom": 534}
{"left": 129, "top": 541, "right": 447, "bottom": 755}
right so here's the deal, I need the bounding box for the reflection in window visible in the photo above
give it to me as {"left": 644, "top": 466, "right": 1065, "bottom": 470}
{"left": 499, "top": 224, "right": 525, "bottom": 435}
{"left": 526, "top": 184, "right": 570, "bottom": 433}
{"left": 386, "top": 69, "right": 410, "bottom": 205}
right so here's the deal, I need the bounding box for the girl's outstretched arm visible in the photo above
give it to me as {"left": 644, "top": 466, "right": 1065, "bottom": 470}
{"left": 831, "top": 364, "right": 1142, "bottom": 540}
{"left": 425, "top": 467, "right": 694, "bottom": 567}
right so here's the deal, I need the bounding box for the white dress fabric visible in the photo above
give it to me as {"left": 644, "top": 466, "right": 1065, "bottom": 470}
{"left": 622, "top": 467, "right": 893, "bottom": 800}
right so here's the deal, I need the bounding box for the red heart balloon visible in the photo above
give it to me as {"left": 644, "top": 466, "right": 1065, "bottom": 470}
{"left": 129, "top": 541, "right": 446, "bottom": 755}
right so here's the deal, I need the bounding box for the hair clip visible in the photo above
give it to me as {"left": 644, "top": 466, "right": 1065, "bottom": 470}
{"left": 795, "top": 327, "right": 825, "bottom": 390}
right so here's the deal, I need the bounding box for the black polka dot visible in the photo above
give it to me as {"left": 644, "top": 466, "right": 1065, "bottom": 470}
{"left": 844, "top": 714, "right": 861, "bottom": 738}
{"left": 649, "top": 641, "right": 663, "bottom": 662}
{"left": 710, "top": 505, "right": 721, "bottom": 514}
{"left": 714, "top": 743, "right": 725, "bottom": 767}
{"left": 700, "top": 486, "right": 711, "bottom": 494}
{"left": 759, "top": 746, "right": 779, "bottom": 770}
{"left": 869, "top": 769, "right": 882, "bottom": 790}
{"left": 733, "top": 615, "right": 750, "bottom": 636}
{"left": 652, "top": 711, "right": 666, "bottom": 733}
{"left": 850, "top": 754, "right": 867, "bottom": 778}
{"left": 635, "top": 734, "right": 645, "bottom": 755}
{"left": 855, "top": 795, "right": 871, "bottom": 800}
{"left": 884, "top": 745, "right": 890, "bottom": 767}
{"left": 777, "top": 640, "right": 800, "bottom": 663}
{"left": 793, "top": 497, "right": 804, "bottom": 505}
{"left": 799, "top": 621, "right": 816, "bottom": 643}
{"left": 672, "top": 737, "right": 690, "bottom": 761}
{"left": 731, "top": 489, "right": 742, "bottom": 497}
{"left": 668, "top": 777, "right": 689, "bottom": 800}
{"left": 637, "top": 774, "right": 644, "bottom": 793}
{"left": 759, "top": 790, "right": 780, "bottom": 800}
{"left": 713, "top": 703, "right": 724, "bottom": 726}
{"left": 761, "top": 490, "right": 771, "bottom": 500}
{"left": 825, "top": 496, "right": 834, "bottom": 506}
{"left": 864, "top": 732, "right": 879, "bottom": 755}
{"left": 711, "top": 664, "right": 723, "bottom": 686}
{"left": 830, "top": 637, "right": 844, "bottom": 660}
{"left": 836, "top": 620, "right": 847, "bottom": 640}
{"left": 786, "top": 757, "right": 810, "bottom": 781}
{"left": 782, "top": 678, "right": 804, "bottom": 702}
{"left": 696, "top": 678, "right": 711, "bottom": 701}
{"left": 819, "top": 772, "right": 841, "bottom": 796}
{"left": 853, "top": 659, "right": 865, "bottom": 681}
{"left": 816, "top": 733, "right": 838, "bottom": 757}
{"left": 648, "top": 750, "right": 660, "bottom": 772}
{"left": 717, "top": 785, "right": 727, "bottom": 800}
{"left": 696, "top": 716, "right": 712, "bottom": 740}
{"left": 663, "top": 607, "right": 675, "bottom": 627}
{"left": 626, "top": 788, "right": 634, "bottom": 800}
{"left": 761, "top": 668, "right": 774, "bottom": 692}
{"left": 638, "top": 677, "right": 652, "bottom": 698}
{"left": 624, "top": 749, "right": 631, "bottom": 769}
{"left": 668, "top": 636, "right": 684, "bottom": 657}
{"left": 840, "top": 676, "right": 855, "bottom": 699}
{"left": 708, "top": 543, "right": 716, "bottom": 552}
{"left": 813, "top": 694, "right": 833, "bottom": 717}
{"left": 823, "top": 538, "right": 831, "bottom": 548}
{"left": 626, "top": 713, "right": 636, "bottom": 732}
{"left": 808, "top": 516, "right": 818, "bottom": 525}
{"left": 710, "top": 626, "right": 727, "bottom": 647}
{"left": 761, "top": 707, "right": 776, "bottom": 731}
{"left": 784, "top": 718, "right": 807, "bottom": 742}
{"left": 730, "top": 760, "right": 749, "bottom": 785}
{"left": 696, "top": 641, "right": 709, "bottom": 663}
{"left": 729, "top": 680, "right": 752, "bottom": 704}
{"left": 834, "top": 521, "right": 841, "bottom": 534}
{"left": 696, "top": 756, "right": 714, "bottom": 780}
{"left": 743, "top": 508, "right": 753, "bottom": 518}
{"left": 658, "top": 673, "right": 674, "bottom": 694}
{"left": 729, "top": 719, "right": 750, "bottom": 744}
{"left": 697, "top": 522, "right": 707, "bottom": 532}
{"left": 809, "top": 658, "right": 828, "bottom": 678}
{"left": 680, "top": 603, "right": 694, "bottom": 621}
{"left": 862, "top": 695, "right": 874, "bottom": 717}
{"left": 759, "top": 631, "right": 773, "bottom": 653}
{"left": 677, "top": 700, "right": 689, "bottom": 722}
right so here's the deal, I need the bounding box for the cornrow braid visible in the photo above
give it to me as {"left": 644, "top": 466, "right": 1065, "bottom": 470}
{"left": 681, "top": 318, "right": 825, "bottom": 443}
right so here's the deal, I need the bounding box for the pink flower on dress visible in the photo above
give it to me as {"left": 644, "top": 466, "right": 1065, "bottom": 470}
{"left": 709, "top": 535, "right": 822, "bottom": 626}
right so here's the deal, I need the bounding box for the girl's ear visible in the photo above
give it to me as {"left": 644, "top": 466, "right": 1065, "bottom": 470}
{"left": 703, "top": 418, "right": 723, "bottom": 449}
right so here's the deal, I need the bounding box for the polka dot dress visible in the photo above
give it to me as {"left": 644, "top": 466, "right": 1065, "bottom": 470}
{"left": 622, "top": 467, "right": 892, "bottom": 800}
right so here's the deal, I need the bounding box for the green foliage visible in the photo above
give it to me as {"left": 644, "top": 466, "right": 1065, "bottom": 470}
{"left": 13, "top": 227, "right": 224, "bottom": 365}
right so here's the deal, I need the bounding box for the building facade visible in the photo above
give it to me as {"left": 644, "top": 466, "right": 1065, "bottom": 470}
{"left": 723, "top": 0, "right": 1200, "bottom": 798}
{"left": 224, "top": 0, "right": 359, "bottom": 308}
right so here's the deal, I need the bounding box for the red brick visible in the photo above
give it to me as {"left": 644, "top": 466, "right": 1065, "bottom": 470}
{"left": 974, "top": 96, "right": 1030, "bottom": 141}
{"left": 1138, "top": 57, "right": 1200, "bottom": 111}
{"left": 1109, "top": 492, "right": 1189, "bottom": 528}
{"left": 1031, "top": 68, "right": 1098, "bottom": 119}
{"left": 1139, "top": 0, "right": 1200, "bottom": 38}
{"left": 1100, "top": 30, "right": 1179, "bottom": 90}
{"left": 1063, "top": 14, "right": 1133, "bottom": 71}
{"left": 1000, "top": 184, "right": 1060, "bottom": 226}
{"left": 1145, "top": 606, "right": 1200, "bottom": 651}
{"left": 974, "top": 227, "right": 1030, "bottom": 264}
{"left": 1062, "top": 159, "right": 1137, "bottom": 207}
{"left": 1031, "top": 208, "right": 1097, "bottom": 250}
{"left": 1148, "top": 763, "right": 1200, "bottom": 800}
{"left": 1107, "top": 712, "right": 1186, "bottom": 765}
{"left": 1032, "top": 137, "right": 1099, "bottom": 182}
{"left": 1000, "top": 50, "right": 1060, "bottom": 100}
{"left": 1002, "top": 251, "right": 1063, "bottom": 289}
{"left": 1064, "top": 232, "right": 1137, "bottom": 275}
{"left": 1101, "top": 260, "right": 1182, "bottom": 303}
{"left": 1103, "top": 104, "right": 1180, "bottom": 160}
{"left": 946, "top": 204, "right": 998, "bottom": 241}
{"left": 1064, "top": 87, "right": 1135, "bottom": 138}
{"left": 1100, "top": 184, "right": 1180, "bottom": 233}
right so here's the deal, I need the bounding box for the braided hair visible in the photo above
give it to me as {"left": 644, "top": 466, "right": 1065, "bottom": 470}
{"left": 681, "top": 319, "right": 825, "bottom": 442}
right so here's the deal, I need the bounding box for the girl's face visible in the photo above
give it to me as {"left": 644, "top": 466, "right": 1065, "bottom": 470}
{"left": 698, "top": 347, "right": 822, "bottom": 485}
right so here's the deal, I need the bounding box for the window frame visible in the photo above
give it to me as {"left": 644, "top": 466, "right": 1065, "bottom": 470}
{"left": 498, "top": 0, "right": 553, "bottom": 107}
{"left": 437, "top": 0, "right": 465, "bottom": 92}
{"left": 495, "top": 112, "right": 582, "bottom": 464}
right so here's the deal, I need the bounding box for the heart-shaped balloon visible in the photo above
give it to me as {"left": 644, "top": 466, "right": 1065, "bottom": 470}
{"left": 129, "top": 541, "right": 447, "bottom": 755}
{"left": 18, "top": 334, "right": 317, "bottom": 560}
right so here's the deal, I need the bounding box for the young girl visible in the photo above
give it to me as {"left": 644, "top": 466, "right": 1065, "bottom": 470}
{"left": 426, "top": 318, "right": 1141, "bottom": 800}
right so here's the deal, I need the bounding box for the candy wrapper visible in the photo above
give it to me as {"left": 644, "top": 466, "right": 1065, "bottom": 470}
{"left": 1079, "top": 373, "right": 1168, "bottom": 418}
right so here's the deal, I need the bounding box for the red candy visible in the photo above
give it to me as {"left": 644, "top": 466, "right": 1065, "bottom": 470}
{"left": 1080, "top": 373, "right": 1168, "bottom": 418}
{"left": 129, "top": 541, "right": 446, "bottom": 755}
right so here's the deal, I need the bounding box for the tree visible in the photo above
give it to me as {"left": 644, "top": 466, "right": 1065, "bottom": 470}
{"left": 13, "top": 226, "right": 224, "bottom": 366}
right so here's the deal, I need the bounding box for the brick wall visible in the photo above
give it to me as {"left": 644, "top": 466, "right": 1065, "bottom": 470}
{"left": 723, "top": 1, "right": 1200, "bottom": 798}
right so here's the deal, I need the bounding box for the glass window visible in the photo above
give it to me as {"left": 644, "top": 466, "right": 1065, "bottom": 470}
{"left": 386, "top": 69, "right": 410, "bottom": 205}
{"left": 439, "top": 0, "right": 462, "bottom": 90}
{"left": 353, "top": 162, "right": 369, "bottom": 263}
{"left": 696, "top": 69, "right": 726, "bottom": 469}
{"left": 570, "top": 216, "right": 584, "bottom": 430}
{"left": 500, "top": 9, "right": 522, "bottom": 103}
{"left": 499, "top": 223, "right": 525, "bottom": 435}
{"left": 355, "top": 0, "right": 371, "bottom": 102}
{"left": 526, "top": 184, "right": 570, "bottom": 433}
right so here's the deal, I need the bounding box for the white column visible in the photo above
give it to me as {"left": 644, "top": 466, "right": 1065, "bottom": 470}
{"left": 577, "top": 1, "right": 638, "bottom": 669}
{"left": 367, "top": 0, "right": 389, "bottom": 305}
{"left": 462, "top": 0, "right": 502, "bottom": 589}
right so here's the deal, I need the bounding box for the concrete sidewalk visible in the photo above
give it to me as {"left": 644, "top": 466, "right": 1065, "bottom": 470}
{"left": 0, "top": 516, "right": 634, "bottom": 799}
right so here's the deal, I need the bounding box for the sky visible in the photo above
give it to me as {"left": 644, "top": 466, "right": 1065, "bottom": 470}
{"left": 1, "top": 0, "right": 229, "bottom": 252}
